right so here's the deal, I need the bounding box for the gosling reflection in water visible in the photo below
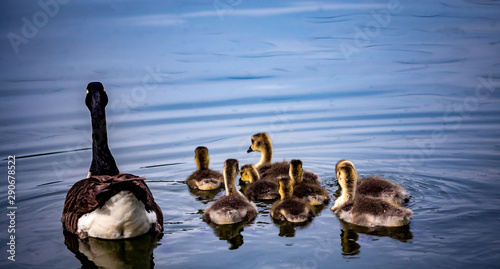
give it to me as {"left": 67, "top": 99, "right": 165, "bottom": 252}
{"left": 272, "top": 218, "right": 313, "bottom": 237}
{"left": 338, "top": 220, "right": 413, "bottom": 257}
{"left": 63, "top": 230, "right": 160, "bottom": 268}
{"left": 339, "top": 228, "right": 360, "bottom": 257}
{"left": 206, "top": 221, "right": 248, "bottom": 250}
{"left": 188, "top": 187, "right": 223, "bottom": 202}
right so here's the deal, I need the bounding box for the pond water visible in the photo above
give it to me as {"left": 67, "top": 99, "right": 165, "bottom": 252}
{"left": 1, "top": 0, "right": 500, "bottom": 268}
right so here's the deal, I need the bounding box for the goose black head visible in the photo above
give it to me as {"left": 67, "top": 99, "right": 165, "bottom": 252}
{"left": 86, "top": 82, "right": 108, "bottom": 111}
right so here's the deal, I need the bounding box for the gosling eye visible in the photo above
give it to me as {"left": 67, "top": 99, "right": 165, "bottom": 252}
{"left": 257, "top": 141, "right": 261, "bottom": 146}
{"left": 251, "top": 139, "right": 255, "bottom": 144}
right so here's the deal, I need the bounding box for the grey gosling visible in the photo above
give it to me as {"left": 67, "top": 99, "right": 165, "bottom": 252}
{"left": 337, "top": 160, "right": 409, "bottom": 205}
{"left": 186, "top": 146, "right": 223, "bottom": 190}
{"left": 271, "top": 177, "right": 314, "bottom": 223}
{"left": 247, "top": 132, "right": 322, "bottom": 185}
{"left": 331, "top": 160, "right": 412, "bottom": 227}
{"left": 290, "top": 160, "right": 330, "bottom": 206}
{"left": 203, "top": 159, "right": 258, "bottom": 225}
{"left": 241, "top": 164, "right": 280, "bottom": 201}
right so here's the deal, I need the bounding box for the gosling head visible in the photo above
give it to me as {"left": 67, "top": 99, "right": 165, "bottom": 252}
{"left": 335, "top": 160, "right": 358, "bottom": 192}
{"left": 247, "top": 132, "right": 272, "bottom": 153}
{"left": 195, "top": 146, "right": 210, "bottom": 170}
{"left": 240, "top": 164, "right": 259, "bottom": 183}
{"left": 223, "top": 159, "right": 239, "bottom": 192}
{"left": 289, "top": 159, "right": 304, "bottom": 185}
{"left": 85, "top": 82, "right": 108, "bottom": 111}
{"left": 278, "top": 177, "right": 294, "bottom": 200}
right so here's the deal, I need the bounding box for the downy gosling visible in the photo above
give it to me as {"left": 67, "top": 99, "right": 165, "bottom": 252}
{"left": 337, "top": 160, "right": 409, "bottom": 205}
{"left": 186, "top": 146, "right": 223, "bottom": 190}
{"left": 271, "top": 177, "right": 314, "bottom": 223}
{"left": 331, "top": 160, "right": 412, "bottom": 227}
{"left": 290, "top": 160, "right": 330, "bottom": 206}
{"left": 247, "top": 132, "right": 322, "bottom": 185}
{"left": 203, "top": 159, "right": 258, "bottom": 225}
{"left": 240, "top": 164, "right": 280, "bottom": 201}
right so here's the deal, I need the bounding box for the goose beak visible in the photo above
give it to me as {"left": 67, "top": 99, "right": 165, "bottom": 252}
{"left": 247, "top": 146, "right": 254, "bottom": 153}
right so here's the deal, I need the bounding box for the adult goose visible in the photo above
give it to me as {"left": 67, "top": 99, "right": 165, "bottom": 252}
{"left": 61, "top": 82, "right": 163, "bottom": 240}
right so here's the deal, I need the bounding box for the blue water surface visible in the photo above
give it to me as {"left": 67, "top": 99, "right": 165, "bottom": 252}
{"left": 1, "top": 0, "right": 500, "bottom": 268}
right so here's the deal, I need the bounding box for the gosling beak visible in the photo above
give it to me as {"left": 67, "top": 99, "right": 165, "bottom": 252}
{"left": 247, "top": 146, "right": 254, "bottom": 153}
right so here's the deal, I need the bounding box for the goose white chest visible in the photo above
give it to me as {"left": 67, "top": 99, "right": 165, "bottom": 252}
{"left": 77, "top": 191, "right": 157, "bottom": 239}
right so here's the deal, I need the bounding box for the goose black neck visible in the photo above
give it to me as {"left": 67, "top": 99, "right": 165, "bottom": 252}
{"left": 88, "top": 92, "right": 119, "bottom": 176}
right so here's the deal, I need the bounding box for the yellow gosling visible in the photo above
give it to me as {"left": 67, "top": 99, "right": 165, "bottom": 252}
{"left": 203, "top": 159, "right": 258, "bottom": 225}
{"left": 331, "top": 160, "right": 412, "bottom": 227}
{"left": 290, "top": 160, "right": 330, "bottom": 206}
{"left": 247, "top": 132, "right": 321, "bottom": 185}
{"left": 186, "top": 147, "right": 223, "bottom": 190}
{"left": 241, "top": 164, "right": 280, "bottom": 201}
{"left": 271, "top": 177, "right": 314, "bottom": 223}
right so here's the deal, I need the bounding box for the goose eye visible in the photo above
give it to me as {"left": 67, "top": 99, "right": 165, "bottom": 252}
{"left": 257, "top": 141, "right": 261, "bottom": 146}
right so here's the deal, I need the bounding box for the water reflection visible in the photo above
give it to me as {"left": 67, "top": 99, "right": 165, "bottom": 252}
{"left": 311, "top": 204, "right": 327, "bottom": 215}
{"left": 339, "top": 228, "right": 360, "bottom": 257}
{"left": 206, "top": 222, "right": 248, "bottom": 250}
{"left": 272, "top": 218, "right": 313, "bottom": 237}
{"left": 63, "top": 231, "right": 161, "bottom": 268}
{"left": 188, "top": 186, "right": 223, "bottom": 202}
{"left": 338, "top": 220, "right": 413, "bottom": 257}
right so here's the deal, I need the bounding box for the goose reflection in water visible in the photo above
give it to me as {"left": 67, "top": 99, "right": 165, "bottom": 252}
{"left": 63, "top": 231, "right": 161, "bottom": 268}
{"left": 206, "top": 221, "right": 248, "bottom": 250}
{"left": 338, "top": 220, "right": 413, "bottom": 257}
